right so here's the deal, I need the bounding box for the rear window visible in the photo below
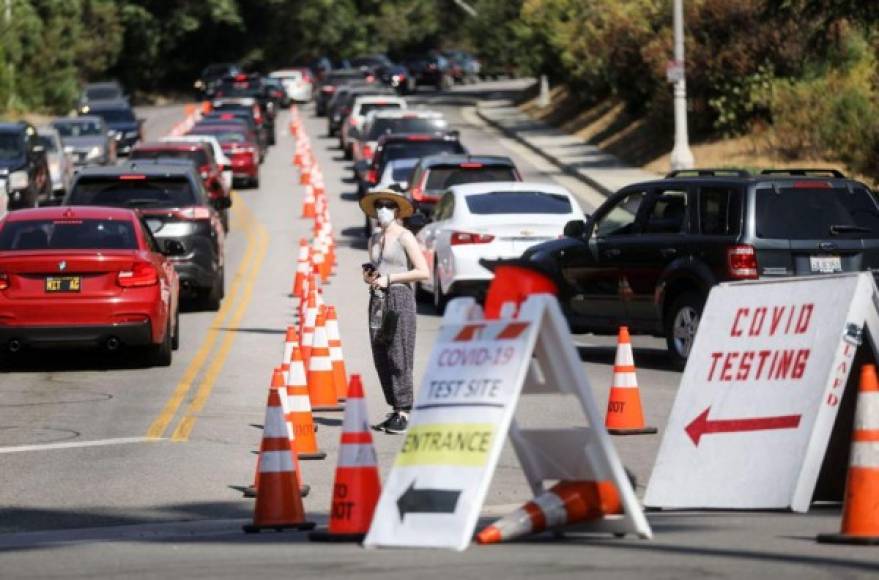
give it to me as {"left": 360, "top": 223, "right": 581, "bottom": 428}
{"left": 465, "top": 191, "right": 572, "bottom": 215}
{"left": 755, "top": 186, "right": 879, "bottom": 239}
{"left": 54, "top": 121, "right": 102, "bottom": 137}
{"left": 191, "top": 130, "right": 247, "bottom": 144}
{"left": 86, "top": 87, "right": 121, "bottom": 100}
{"left": 0, "top": 219, "right": 138, "bottom": 250}
{"left": 382, "top": 141, "right": 464, "bottom": 165}
{"left": 360, "top": 103, "right": 402, "bottom": 116}
{"left": 0, "top": 132, "right": 24, "bottom": 160}
{"left": 69, "top": 177, "right": 198, "bottom": 209}
{"left": 426, "top": 166, "right": 518, "bottom": 190}
{"left": 94, "top": 109, "right": 135, "bottom": 124}
{"left": 367, "top": 118, "right": 448, "bottom": 140}
{"left": 131, "top": 149, "right": 209, "bottom": 167}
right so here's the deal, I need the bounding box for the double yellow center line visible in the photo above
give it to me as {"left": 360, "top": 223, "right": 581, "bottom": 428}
{"left": 146, "top": 191, "right": 269, "bottom": 441}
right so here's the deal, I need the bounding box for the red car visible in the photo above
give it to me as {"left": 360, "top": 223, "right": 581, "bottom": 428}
{"left": 0, "top": 206, "right": 181, "bottom": 365}
{"left": 187, "top": 124, "right": 260, "bottom": 188}
{"left": 129, "top": 141, "right": 231, "bottom": 231}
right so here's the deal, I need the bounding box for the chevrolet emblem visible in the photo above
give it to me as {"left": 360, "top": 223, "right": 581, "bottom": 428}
{"left": 58, "top": 260, "right": 67, "bottom": 272}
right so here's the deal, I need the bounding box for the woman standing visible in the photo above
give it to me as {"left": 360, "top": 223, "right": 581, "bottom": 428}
{"left": 360, "top": 189, "right": 429, "bottom": 434}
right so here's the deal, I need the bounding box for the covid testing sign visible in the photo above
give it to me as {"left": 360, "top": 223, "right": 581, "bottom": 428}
{"left": 645, "top": 273, "right": 879, "bottom": 511}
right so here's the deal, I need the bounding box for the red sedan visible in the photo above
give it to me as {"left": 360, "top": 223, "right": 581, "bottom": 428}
{"left": 187, "top": 125, "right": 260, "bottom": 188}
{"left": 0, "top": 206, "right": 181, "bottom": 365}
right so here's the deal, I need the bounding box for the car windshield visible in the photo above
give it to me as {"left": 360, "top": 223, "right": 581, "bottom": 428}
{"left": 69, "top": 177, "right": 198, "bottom": 209}
{"left": 0, "top": 219, "right": 138, "bottom": 250}
{"left": 466, "top": 191, "right": 572, "bottom": 215}
{"left": 382, "top": 141, "right": 464, "bottom": 164}
{"left": 359, "top": 103, "right": 401, "bottom": 116}
{"left": 0, "top": 132, "right": 24, "bottom": 160}
{"left": 131, "top": 149, "right": 210, "bottom": 167}
{"left": 37, "top": 135, "right": 58, "bottom": 152}
{"left": 755, "top": 186, "right": 879, "bottom": 239}
{"left": 367, "top": 118, "right": 447, "bottom": 140}
{"left": 86, "top": 87, "right": 121, "bottom": 100}
{"left": 426, "top": 166, "right": 518, "bottom": 190}
{"left": 94, "top": 109, "right": 136, "bottom": 124}
{"left": 54, "top": 121, "right": 103, "bottom": 137}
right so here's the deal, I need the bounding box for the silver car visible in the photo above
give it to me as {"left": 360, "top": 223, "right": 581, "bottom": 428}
{"left": 51, "top": 116, "right": 116, "bottom": 167}
{"left": 37, "top": 126, "right": 74, "bottom": 201}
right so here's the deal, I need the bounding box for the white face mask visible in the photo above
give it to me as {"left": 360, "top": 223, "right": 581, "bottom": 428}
{"left": 376, "top": 207, "right": 396, "bottom": 227}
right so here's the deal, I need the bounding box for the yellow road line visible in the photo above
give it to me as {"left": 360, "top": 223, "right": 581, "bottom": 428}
{"left": 170, "top": 219, "right": 269, "bottom": 441}
{"left": 146, "top": 192, "right": 256, "bottom": 440}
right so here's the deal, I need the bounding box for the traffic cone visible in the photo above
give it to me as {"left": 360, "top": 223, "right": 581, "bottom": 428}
{"left": 287, "top": 346, "right": 327, "bottom": 460}
{"left": 818, "top": 364, "right": 879, "bottom": 545}
{"left": 243, "top": 372, "right": 315, "bottom": 533}
{"left": 325, "top": 306, "right": 349, "bottom": 402}
{"left": 301, "top": 184, "right": 316, "bottom": 218}
{"left": 300, "top": 289, "right": 318, "bottom": 365}
{"left": 308, "top": 309, "right": 344, "bottom": 411}
{"left": 282, "top": 326, "right": 299, "bottom": 368}
{"left": 476, "top": 480, "right": 622, "bottom": 544}
{"left": 310, "top": 374, "right": 381, "bottom": 542}
{"left": 292, "top": 239, "right": 310, "bottom": 298}
{"left": 605, "top": 326, "right": 657, "bottom": 435}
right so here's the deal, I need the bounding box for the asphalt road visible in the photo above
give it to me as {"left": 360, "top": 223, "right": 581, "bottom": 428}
{"left": 0, "top": 80, "right": 875, "bottom": 578}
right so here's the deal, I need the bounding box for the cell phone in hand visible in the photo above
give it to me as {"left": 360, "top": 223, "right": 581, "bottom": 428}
{"left": 362, "top": 263, "right": 376, "bottom": 275}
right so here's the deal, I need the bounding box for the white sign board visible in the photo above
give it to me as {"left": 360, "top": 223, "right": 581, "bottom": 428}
{"left": 645, "top": 273, "right": 879, "bottom": 511}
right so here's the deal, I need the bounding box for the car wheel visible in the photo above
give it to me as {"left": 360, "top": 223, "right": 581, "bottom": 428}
{"left": 150, "top": 316, "right": 173, "bottom": 367}
{"left": 433, "top": 266, "right": 448, "bottom": 314}
{"left": 171, "top": 308, "right": 180, "bottom": 351}
{"left": 252, "top": 174, "right": 260, "bottom": 189}
{"left": 201, "top": 269, "right": 223, "bottom": 312}
{"left": 665, "top": 291, "right": 705, "bottom": 370}
{"left": 221, "top": 210, "right": 230, "bottom": 233}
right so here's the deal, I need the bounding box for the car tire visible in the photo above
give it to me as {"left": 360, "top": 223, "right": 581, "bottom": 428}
{"left": 433, "top": 266, "right": 448, "bottom": 314}
{"left": 171, "top": 308, "right": 180, "bottom": 351}
{"left": 221, "top": 210, "right": 230, "bottom": 232}
{"left": 664, "top": 291, "right": 705, "bottom": 370}
{"left": 252, "top": 174, "right": 260, "bottom": 189}
{"left": 201, "top": 268, "right": 223, "bottom": 312}
{"left": 150, "top": 316, "right": 173, "bottom": 367}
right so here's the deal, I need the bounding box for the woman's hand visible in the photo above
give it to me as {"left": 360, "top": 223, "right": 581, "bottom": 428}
{"left": 370, "top": 274, "right": 390, "bottom": 290}
{"left": 363, "top": 269, "right": 378, "bottom": 285}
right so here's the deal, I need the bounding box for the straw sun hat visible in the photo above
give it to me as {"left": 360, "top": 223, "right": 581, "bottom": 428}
{"left": 359, "top": 188, "right": 414, "bottom": 219}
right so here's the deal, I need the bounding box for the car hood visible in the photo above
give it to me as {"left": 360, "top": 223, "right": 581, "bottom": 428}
{"left": 62, "top": 136, "right": 106, "bottom": 149}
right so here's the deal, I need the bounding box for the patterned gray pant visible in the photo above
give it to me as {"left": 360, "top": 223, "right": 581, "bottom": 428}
{"left": 368, "top": 285, "right": 416, "bottom": 410}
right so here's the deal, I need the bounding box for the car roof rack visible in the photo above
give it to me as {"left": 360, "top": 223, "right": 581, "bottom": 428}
{"left": 665, "top": 168, "right": 751, "bottom": 178}
{"left": 759, "top": 168, "right": 846, "bottom": 178}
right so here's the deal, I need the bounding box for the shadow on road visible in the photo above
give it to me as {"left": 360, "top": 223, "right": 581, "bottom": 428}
{"left": 577, "top": 345, "right": 677, "bottom": 372}
{"left": 217, "top": 327, "right": 286, "bottom": 336}
{"left": 0, "top": 348, "right": 158, "bottom": 372}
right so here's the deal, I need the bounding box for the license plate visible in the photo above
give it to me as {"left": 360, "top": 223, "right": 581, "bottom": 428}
{"left": 45, "top": 276, "right": 81, "bottom": 293}
{"left": 810, "top": 255, "right": 842, "bottom": 273}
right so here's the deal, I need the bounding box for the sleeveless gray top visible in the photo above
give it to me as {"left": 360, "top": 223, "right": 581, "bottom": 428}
{"left": 370, "top": 230, "right": 413, "bottom": 279}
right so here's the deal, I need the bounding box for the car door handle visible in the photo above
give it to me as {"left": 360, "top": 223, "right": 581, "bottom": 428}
{"left": 603, "top": 248, "right": 621, "bottom": 258}
{"left": 660, "top": 248, "right": 677, "bottom": 257}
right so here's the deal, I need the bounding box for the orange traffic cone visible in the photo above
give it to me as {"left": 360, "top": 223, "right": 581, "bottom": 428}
{"left": 287, "top": 346, "right": 327, "bottom": 460}
{"left": 310, "top": 374, "right": 381, "bottom": 542}
{"left": 301, "top": 184, "right": 316, "bottom": 218}
{"left": 292, "top": 239, "right": 310, "bottom": 298}
{"left": 243, "top": 372, "right": 315, "bottom": 533}
{"left": 476, "top": 480, "right": 622, "bottom": 544}
{"left": 300, "top": 289, "right": 318, "bottom": 365}
{"left": 325, "top": 306, "right": 349, "bottom": 402}
{"left": 282, "top": 326, "right": 299, "bottom": 368}
{"left": 308, "top": 309, "right": 344, "bottom": 412}
{"left": 818, "top": 364, "right": 879, "bottom": 545}
{"left": 605, "top": 327, "right": 656, "bottom": 435}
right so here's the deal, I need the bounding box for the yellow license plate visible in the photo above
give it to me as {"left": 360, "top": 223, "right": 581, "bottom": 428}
{"left": 45, "top": 276, "right": 81, "bottom": 293}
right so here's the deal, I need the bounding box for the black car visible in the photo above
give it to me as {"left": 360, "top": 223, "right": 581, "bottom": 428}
{"left": 211, "top": 78, "right": 277, "bottom": 145}
{"left": 405, "top": 154, "right": 521, "bottom": 217}
{"left": 0, "top": 122, "right": 51, "bottom": 209}
{"left": 195, "top": 63, "right": 240, "bottom": 99}
{"left": 401, "top": 53, "right": 452, "bottom": 91}
{"left": 520, "top": 168, "right": 879, "bottom": 367}
{"left": 87, "top": 100, "right": 142, "bottom": 156}
{"left": 64, "top": 161, "right": 227, "bottom": 310}
{"left": 315, "top": 69, "right": 370, "bottom": 116}
{"left": 78, "top": 81, "right": 126, "bottom": 111}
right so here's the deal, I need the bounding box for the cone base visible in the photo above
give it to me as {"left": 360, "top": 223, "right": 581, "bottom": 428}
{"left": 308, "top": 529, "right": 365, "bottom": 543}
{"left": 312, "top": 404, "right": 344, "bottom": 412}
{"left": 607, "top": 426, "right": 658, "bottom": 435}
{"left": 243, "top": 521, "right": 316, "bottom": 534}
{"left": 817, "top": 533, "right": 879, "bottom": 545}
{"left": 243, "top": 484, "right": 310, "bottom": 498}
{"left": 297, "top": 451, "right": 327, "bottom": 460}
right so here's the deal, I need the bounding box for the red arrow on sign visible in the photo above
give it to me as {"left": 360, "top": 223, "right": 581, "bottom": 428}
{"left": 685, "top": 407, "right": 802, "bottom": 446}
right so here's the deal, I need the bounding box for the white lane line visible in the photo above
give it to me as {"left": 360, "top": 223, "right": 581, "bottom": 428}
{"left": 0, "top": 437, "right": 160, "bottom": 455}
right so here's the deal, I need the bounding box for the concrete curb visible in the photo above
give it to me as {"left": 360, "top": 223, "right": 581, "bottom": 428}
{"left": 475, "top": 103, "right": 614, "bottom": 198}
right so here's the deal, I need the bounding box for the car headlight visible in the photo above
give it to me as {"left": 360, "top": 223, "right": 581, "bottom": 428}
{"left": 86, "top": 146, "right": 102, "bottom": 160}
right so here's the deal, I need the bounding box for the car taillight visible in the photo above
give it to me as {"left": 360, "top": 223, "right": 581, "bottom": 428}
{"left": 322, "top": 86, "right": 336, "bottom": 93}
{"left": 117, "top": 263, "right": 158, "bottom": 288}
{"left": 727, "top": 244, "right": 758, "bottom": 279}
{"left": 0, "top": 273, "right": 8, "bottom": 290}
{"left": 411, "top": 174, "right": 429, "bottom": 201}
{"left": 451, "top": 232, "right": 495, "bottom": 245}
{"left": 176, "top": 207, "right": 213, "bottom": 220}
{"left": 362, "top": 144, "right": 373, "bottom": 160}
{"left": 366, "top": 168, "right": 377, "bottom": 184}
{"left": 349, "top": 117, "right": 357, "bottom": 126}
{"left": 459, "top": 162, "right": 483, "bottom": 169}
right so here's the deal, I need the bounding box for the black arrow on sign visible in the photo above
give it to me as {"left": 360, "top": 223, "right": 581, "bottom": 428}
{"left": 396, "top": 480, "right": 462, "bottom": 521}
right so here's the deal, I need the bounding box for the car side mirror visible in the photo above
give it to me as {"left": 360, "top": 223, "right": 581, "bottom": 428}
{"left": 8, "top": 170, "right": 29, "bottom": 191}
{"left": 162, "top": 239, "right": 186, "bottom": 256}
{"left": 563, "top": 219, "right": 588, "bottom": 238}
{"left": 214, "top": 197, "right": 232, "bottom": 210}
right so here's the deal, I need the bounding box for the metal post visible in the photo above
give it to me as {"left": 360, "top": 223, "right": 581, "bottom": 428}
{"left": 538, "top": 75, "right": 550, "bottom": 108}
{"left": 670, "top": 0, "right": 694, "bottom": 171}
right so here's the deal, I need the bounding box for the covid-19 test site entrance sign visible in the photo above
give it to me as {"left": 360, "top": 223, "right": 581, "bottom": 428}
{"left": 646, "top": 273, "right": 879, "bottom": 511}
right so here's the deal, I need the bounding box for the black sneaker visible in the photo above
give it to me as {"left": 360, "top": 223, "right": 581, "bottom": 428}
{"left": 372, "top": 413, "right": 394, "bottom": 432}
{"left": 384, "top": 413, "right": 408, "bottom": 434}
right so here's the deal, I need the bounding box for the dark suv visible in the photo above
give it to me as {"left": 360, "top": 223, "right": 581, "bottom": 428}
{"left": 0, "top": 122, "right": 51, "bottom": 209}
{"left": 406, "top": 155, "right": 521, "bottom": 217}
{"left": 64, "top": 161, "right": 227, "bottom": 310}
{"left": 521, "top": 169, "right": 879, "bottom": 367}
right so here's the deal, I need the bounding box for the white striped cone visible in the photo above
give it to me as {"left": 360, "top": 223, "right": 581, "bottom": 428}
{"left": 325, "top": 306, "right": 348, "bottom": 401}
{"left": 307, "top": 311, "right": 343, "bottom": 411}
{"left": 286, "top": 348, "right": 325, "bottom": 460}
{"left": 605, "top": 326, "right": 656, "bottom": 434}
{"left": 282, "top": 326, "right": 299, "bottom": 368}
